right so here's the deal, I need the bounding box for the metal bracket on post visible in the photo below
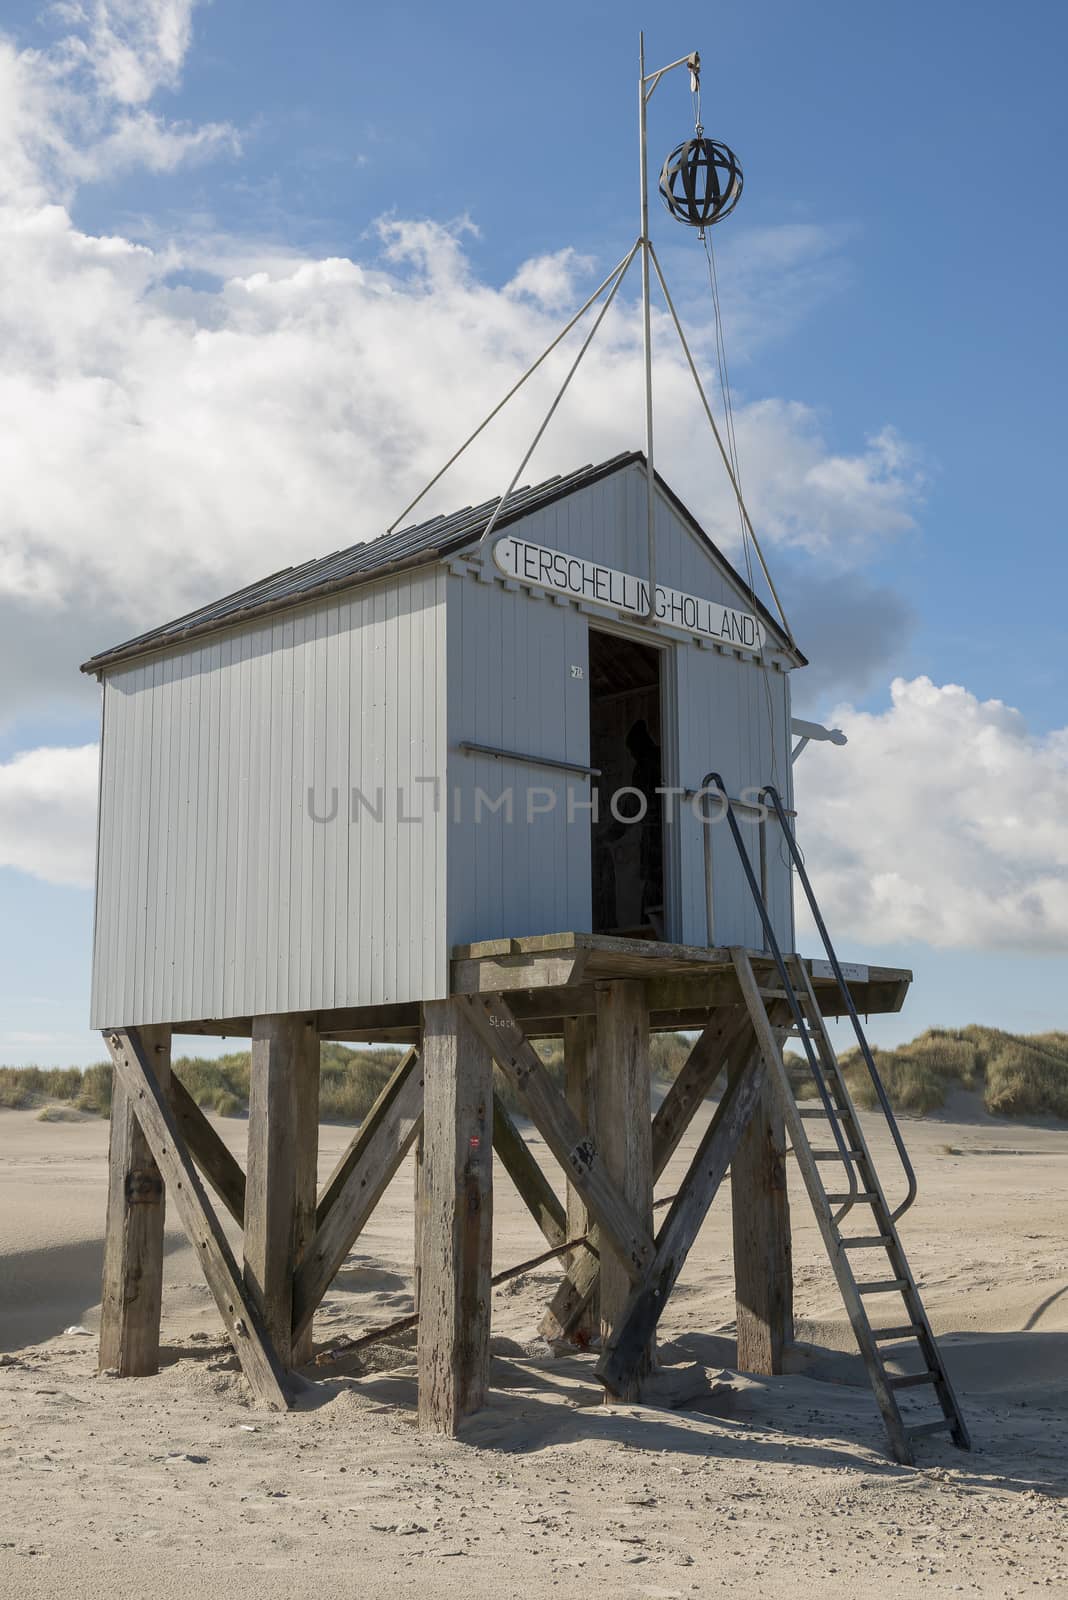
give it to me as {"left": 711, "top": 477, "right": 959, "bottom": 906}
{"left": 125, "top": 1169, "right": 164, "bottom": 1205}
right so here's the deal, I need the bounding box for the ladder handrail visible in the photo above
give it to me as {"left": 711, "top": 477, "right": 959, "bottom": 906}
{"left": 701, "top": 772, "right": 859, "bottom": 1219}
{"left": 760, "top": 783, "right": 918, "bottom": 1221}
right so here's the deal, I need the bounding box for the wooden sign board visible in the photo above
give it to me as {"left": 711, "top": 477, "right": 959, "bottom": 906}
{"left": 493, "top": 535, "right": 766, "bottom": 652}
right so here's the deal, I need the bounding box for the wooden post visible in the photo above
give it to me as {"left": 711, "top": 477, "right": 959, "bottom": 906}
{"left": 99, "top": 1023, "right": 171, "bottom": 1376}
{"left": 563, "top": 1015, "right": 598, "bottom": 1340}
{"left": 541, "top": 1010, "right": 751, "bottom": 1344}
{"left": 461, "top": 994, "right": 653, "bottom": 1277}
{"left": 417, "top": 999, "right": 493, "bottom": 1435}
{"left": 595, "top": 980, "right": 653, "bottom": 1397}
{"left": 598, "top": 1052, "right": 767, "bottom": 1395}
{"left": 244, "top": 1015, "right": 304, "bottom": 1368}
{"left": 291, "top": 1020, "right": 319, "bottom": 1366}
{"left": 293, "top": 1049, "right": 423, "bottom": 1342}
{"left": 730, "top": 1070, "right": 793, "bottom": 1374}
{"left": 412, "top": 1127, "right": 426, "bottom": 1316}
{"left": 104, "top": 1029, "right": 291, "bottom": 1410}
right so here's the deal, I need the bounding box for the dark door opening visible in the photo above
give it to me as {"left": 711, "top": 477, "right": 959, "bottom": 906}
{"left": 589, "top": 629, "right": 665, "bottom": 938}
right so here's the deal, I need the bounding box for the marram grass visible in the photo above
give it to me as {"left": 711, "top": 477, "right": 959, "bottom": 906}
{"left": 2, "top": 1023, "right": 1066, "bottom": 1124}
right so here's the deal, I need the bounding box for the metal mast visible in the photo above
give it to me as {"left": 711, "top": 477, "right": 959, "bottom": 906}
{"left": 396, "top": 36, "right": 795, "bottom": 640}
{"left": 637, "top": 38, "right": 700, "bottom": 619}
{"left": 638, "top": 32, "right": 657, "bottom": 617}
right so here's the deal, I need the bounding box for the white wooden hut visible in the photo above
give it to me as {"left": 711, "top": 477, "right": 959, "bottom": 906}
{"left": 84, "top": 449, "right": 966, "bottom": 1466}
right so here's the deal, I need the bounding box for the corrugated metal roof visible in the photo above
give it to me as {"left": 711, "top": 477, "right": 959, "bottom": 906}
{"left": 82, "top": 450, "right": 800, "bottom": 672}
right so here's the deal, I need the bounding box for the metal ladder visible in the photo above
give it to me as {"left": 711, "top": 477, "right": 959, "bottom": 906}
{"left": 706, "top": 773, "right": 971, "bottom": 1465}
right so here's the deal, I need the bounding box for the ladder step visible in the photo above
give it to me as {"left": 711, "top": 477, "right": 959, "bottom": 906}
{"left": 731, "top": 937, "right": 963, "bottom": 1463}
{"left": 907, "top": 1418, "right": 955, "bottom": 1439}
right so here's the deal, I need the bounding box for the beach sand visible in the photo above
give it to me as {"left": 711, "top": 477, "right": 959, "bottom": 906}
{"left": 1, "top": 1096, "right": 1065, "bottom": 1598}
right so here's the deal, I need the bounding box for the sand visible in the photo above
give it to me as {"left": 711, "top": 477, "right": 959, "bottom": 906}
{"left": 1, "top": 1095, "right": 1066, "bottom": 1599}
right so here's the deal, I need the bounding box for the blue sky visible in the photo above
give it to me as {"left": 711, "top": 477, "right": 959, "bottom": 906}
{"left": 0, "top": 0, "right": 1065, "bottom": 1061}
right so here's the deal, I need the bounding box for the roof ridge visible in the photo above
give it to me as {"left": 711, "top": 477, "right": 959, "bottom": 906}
{"left": 80, "top": 448, "right": 804, "bottom": 674}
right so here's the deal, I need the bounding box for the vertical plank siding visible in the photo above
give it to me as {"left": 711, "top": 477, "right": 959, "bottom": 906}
{"left": 447, "top": 460, "right": 795, "bottom": 952}
{"left": 91, "top": 569, "right": 447, "bottom": 1027}
{"left": 92, "top": 467, "right": 796, "bottom": 1029}
{"left": 445, "top": 572, "right": 593, "bottom": 947}
{"left": 675, "top": 641, "right": 794, "bottom": 951}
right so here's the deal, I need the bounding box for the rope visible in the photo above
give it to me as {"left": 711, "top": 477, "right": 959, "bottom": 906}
{"left": 310, "top": 1192, "right": 681, "bottom": 1369}
{"left": 699, "top": 226, "right": 787, "bottom": 812}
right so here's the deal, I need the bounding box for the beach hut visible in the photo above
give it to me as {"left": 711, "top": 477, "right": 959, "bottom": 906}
{"left": 82, "top": 448, "right": 967, "bottom": 1463}
{"left": 80, "top": 36, "right": 969, "bottom": 1466}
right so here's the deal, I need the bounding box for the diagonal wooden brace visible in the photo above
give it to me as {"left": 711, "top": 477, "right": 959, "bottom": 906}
{"left": 540, "top": 1006, "right": 754, "bottom": 1341}
{"left": 292, "top": 1047, "right": 424, "bottom": 1343}
{"left": 491, "top": 1084, "right": 567, "bottom": 1249}
{"left": 459, "top": 994, "right": 654, "bottom": 1280}
{"left": 650, "top": 1006, "right": 751, "bottom": 1169}
{"left": 169, "top": 1074, "right": 247, "bottom": 1226}
{"left": 315, "top": 1047, "right": 420, "bottom": 1227}
{"left": 596, "top": 1048, "right": 768, "bottom": 1395}
{"left": 104, "top": 1029, "right": 291, "bottom": 1412}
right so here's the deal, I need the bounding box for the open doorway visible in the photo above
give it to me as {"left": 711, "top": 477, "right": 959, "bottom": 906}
{"left": 589, "top": 628, "right": 666, "bottom": 938}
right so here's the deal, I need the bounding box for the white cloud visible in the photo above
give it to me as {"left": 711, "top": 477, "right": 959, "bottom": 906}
{"left": 0, "top": 0, "right": 932, "bottom": 917}
{"left": 72, "top": 0, "right": 194, "bottom": 105}
{"left": 0, "top": 743, "right": 99, "bottom": 887}
{"left": 794, "top": 677, "right": 1068, "bottom": 952}
{"left": 0, "top": 4, "right": 924, "bottom": 708}
{"left": 0, "top": 203, "right": 923, "bottom": 633}
{"left": 0, "top": 2, "right": 234, "bottom": 205}
{"left": 505, "top": 246, "right": 598, "bottom": 308}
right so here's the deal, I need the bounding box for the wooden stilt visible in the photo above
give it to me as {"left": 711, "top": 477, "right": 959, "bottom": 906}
{"left": 595, "top": 980, "right": 653, "bottom": 1398}
{"left": 103, "top": 1030, "right": 291, "bottom": 1411}
{"left": 99, "top": 1024, "right": 171, "bottom": 1377}
{"left": 412, "top": 1127, "right": 426, "bottom": 1316}
{"left": 461, "top": 994, "right": 653, "bottom": 1279}
{"left": 417, "top": 999, "right": 493, "bottom": 1435}
{"left": 598, "top": 1051, "right": 767, "bottom": 1394}
{"left": 244, "top": 1016, "right": 303, "bottom": 1367}
{"left": 292, "top": 1046, "right": 423, "bottom": 1342}
{"left": 291, "top": 1021, "right": 319, "bottom": 1366}
{"left": 730, "top": 1069, "right": 794, "bottom": 1375}
{"left": 562, "top": 1015, "right": 598, "bottom": 1339}
{"left": 541, "top": 1007, "right": 752, "bottom": 1342}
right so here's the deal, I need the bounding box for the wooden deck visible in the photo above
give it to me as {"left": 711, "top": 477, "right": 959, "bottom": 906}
{"left": 173, "top": 933, "right": 911, "bottom": 1043}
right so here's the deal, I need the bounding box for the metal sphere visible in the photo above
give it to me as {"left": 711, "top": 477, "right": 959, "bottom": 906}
{"left": 658, "top": 137, "right": 743, "bottom": 229}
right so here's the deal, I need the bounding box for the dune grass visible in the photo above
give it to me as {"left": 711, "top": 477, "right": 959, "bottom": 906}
{"left": 2, "top": 1023, "right": 1067, "bottom": 1123}
{"left": 786, "top": 1024, "right": 1068, "bottom": 1119}
{"left": 0, "top": 1044, "right": 407, "bottom": 1123}
{"left": 0, "top": 1064, "right": 112, "bottom": 1115}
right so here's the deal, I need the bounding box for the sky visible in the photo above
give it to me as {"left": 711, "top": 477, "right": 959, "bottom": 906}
{"left": 0, "top": 0, "right": 1065, "bottom": 1063}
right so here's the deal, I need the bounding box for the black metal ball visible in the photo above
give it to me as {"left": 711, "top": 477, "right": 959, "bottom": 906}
{"left": 659, "top": 138, "right": 743, "bottom": 229}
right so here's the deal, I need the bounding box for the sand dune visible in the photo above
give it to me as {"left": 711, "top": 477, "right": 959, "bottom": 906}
{"left": 0, "top": 1101, "right": 1065, "bottom": 1599}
